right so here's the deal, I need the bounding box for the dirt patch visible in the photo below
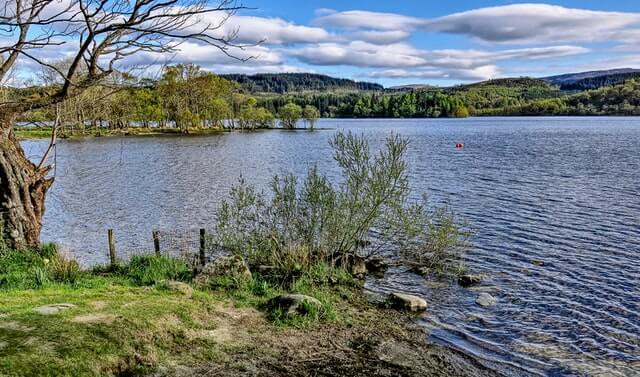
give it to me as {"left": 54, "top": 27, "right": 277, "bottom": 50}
{"left": 71, "top": 313, "right": 116, "bottom": 324}
{"left": 0, "top": 320, "right": 35, "bottom": 332}
{"left": 154, "top": 294, "right": 499, "bottom": 377}
{"left": 90, "top": 301, "right": 107, "bottom": 310}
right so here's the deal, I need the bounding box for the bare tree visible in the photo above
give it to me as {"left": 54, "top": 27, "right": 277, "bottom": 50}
{"left": 0, "top": 0, "right": 247, "bottom": 249}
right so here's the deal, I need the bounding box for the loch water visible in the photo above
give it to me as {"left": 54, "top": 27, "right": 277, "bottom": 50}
{"left": 23, "top": 117, "right": 640, "bottom": 376}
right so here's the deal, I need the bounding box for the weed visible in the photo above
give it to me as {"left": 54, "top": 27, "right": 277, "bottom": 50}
{"left": 125, "top": 255, "right": 191, "bottom": 286}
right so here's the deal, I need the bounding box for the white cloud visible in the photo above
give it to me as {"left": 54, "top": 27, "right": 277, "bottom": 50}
{"left": 348, "top": 30, "right": 411, "bottom": 44}
{"left": 123, "top": 42, "right": 283, "bottom": 68}
{"left": 369, "top": 65, "right": 501, "bottom": 81}
{"left": 313, "top": 10, "right": 423, "bottom": 31}
{"left": 217, "top": 15, "right": 331, "bottom": 45}
{"left": 425, "top": 4, "right": 640, "bottom": 44}
{"left": 289, "top": 41, "right": 427, "bottom": 67}
{"left": 287, "top": 41, "right": 587, "bottom": 73}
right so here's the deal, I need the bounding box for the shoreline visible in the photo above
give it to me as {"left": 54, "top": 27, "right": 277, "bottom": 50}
{"left": 0, "top": 249, "right": 499, "bottom": 377}
{"left": 15, "top": 127, "right": 335, "bottom": 140}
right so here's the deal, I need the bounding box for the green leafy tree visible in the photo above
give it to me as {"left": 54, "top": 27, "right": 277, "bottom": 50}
{"left": 279, "top": 102, "right": 303, "bottom": 129}
{"left": 302, "top": 105, "right": 320, "bottom": 130}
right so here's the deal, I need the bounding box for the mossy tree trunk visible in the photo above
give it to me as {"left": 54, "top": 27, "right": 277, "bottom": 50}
{"left": 0, "top": 113, "right": 53, "bottom": 249}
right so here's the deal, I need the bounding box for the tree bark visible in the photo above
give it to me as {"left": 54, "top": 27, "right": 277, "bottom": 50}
{"left": 0, "top": 114, "right": 53, "bottom": 249}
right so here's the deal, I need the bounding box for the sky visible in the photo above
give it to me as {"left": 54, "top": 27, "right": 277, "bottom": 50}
{"left": 5, "top": 1, "right": 640, "bottom": 87}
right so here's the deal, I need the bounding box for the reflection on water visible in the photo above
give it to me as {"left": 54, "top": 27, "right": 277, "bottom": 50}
{"left": 23, "top": 117, "right": 640, "bottom": 376}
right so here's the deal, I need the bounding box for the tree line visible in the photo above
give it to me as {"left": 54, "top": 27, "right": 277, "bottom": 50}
{"left": 15, "top": 68, "right": 640, "bottom": 133}
{"left": 18, "top": 64, "right": 321, "bottom": 132}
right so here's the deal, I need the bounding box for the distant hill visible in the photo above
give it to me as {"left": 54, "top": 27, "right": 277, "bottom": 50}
{"left": 220, "top": 73, "right": 383, "bottom": 94}
{"left": 543, "top": 68, "right": 640, "bottom": 90}
{"left": 386, "top": 84, "right": 434, "bottom": 91}
{"left": 462, "top": 77, "right": 553, "bottom": 89}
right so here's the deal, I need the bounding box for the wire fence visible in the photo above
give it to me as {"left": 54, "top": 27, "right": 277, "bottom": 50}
{"left": 106, "top": 227, "right": 229, "bottom": 268}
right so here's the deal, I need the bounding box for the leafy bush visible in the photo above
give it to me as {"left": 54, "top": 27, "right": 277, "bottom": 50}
{"left": 400, "top": 204, "right": 471, "bottom": 277}
{"left": 125, "top": 255, "right": 191, "bottom": 286}
{"left": 216, "top": 131, "right": 470, "bottom": 281}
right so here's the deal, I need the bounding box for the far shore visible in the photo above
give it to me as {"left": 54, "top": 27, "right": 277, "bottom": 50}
{"left": 16, "top": 126, "right": 334, "bottom": 140}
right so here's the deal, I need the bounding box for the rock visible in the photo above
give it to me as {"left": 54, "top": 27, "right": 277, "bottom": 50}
{"left": 476, "top": 293, "right": 497, "bottom": 307}
{"left": 34, "top": 303, "right": 76, "bottom": 315}
{"left": 267, "top": 294, "right": 323, "bottom": 317}
{"left": 350, "top": 256, "right": 367, "bottom": 278}
{"left": 363, "top": 290, "right": 388, "bottom": 306}
{"left": 389, "top": 292, "right": 427, "bottom": 312}
{"left": 164, "top": 281, "right": 193, "bottom": 298}
{"left": 365, "top": 257, "right": 391, "bottom": 274}
{"left": 458, "top": 274, "right": 482, "bottom": 287}
{"left": 195, "top": 255, "right": 251, "bottom": 286}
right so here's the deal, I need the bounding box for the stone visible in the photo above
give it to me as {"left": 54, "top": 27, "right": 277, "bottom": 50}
{"left": 195, "top": 255, "right": 251, "bottom": 286}
{"left": 389, "top": 292, "right": 427, "bottom": 312}
{"left": 350, "top": 256, "right": 367, "bottom": 277}
{"left": 458, "top": 274, "right": 482, "bottom": 287}
{"left": 267, "top": 294, "right": 323, "bottom": 317}
{"left": 365, "top": 257, "right": 391, "bottom": 274}
{"left": 164, "top": 281, "right": 193, "bottom": 298}
{"left": 34, "top": 303, "right": 75, "bottom": 315}
{"left": 476, "top": 293, "right": 497, "bottom": 307}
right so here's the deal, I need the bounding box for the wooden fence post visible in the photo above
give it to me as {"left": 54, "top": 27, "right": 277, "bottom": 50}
{"left": 153, "top": 231, "right": 160, "bottom": 257}
{"left": 199, "top": 228, "right": 206, "bottom": 267}
{"left": 108, "top": 229, "right": 116, "bottom": 266}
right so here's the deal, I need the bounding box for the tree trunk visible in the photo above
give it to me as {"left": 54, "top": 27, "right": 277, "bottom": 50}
{"left": 0, "top": 114, "right": 53, "bottom": 249}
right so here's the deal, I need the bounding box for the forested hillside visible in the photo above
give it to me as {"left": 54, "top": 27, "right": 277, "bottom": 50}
{"left": 221, "top": 73, "right": 383, "bottom": 93}
{"left": 552, "top": 72, "right": 640, "bottom": 91}
{"left": 10, "top": 66, "right": 640, "bottom": 128}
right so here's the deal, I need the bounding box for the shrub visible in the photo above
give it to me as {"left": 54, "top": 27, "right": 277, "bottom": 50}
{"left": 216, "top": 131, "right": 470, "bottom": 282}
{"left": 400, "top": 203, "right": 472, "bottom": 278}
{"left": 125, "top": 255, "right": 191, "bottom": 286}
{"left": 216, "top": 132, "right": 413, "bottom": 278}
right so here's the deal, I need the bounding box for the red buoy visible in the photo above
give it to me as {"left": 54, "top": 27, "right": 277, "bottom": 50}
{"left": 456, "top": 143, "right": 465, "bottom": 148}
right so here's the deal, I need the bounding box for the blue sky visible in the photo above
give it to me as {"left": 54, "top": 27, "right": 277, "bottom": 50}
{"left": 207, "top": 0, "right": 640, "bottom": 86}
{"left": 6, "top": 1, "right": 640, "bottom": 87}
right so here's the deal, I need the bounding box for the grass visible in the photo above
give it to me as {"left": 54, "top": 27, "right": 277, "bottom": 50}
{"left": 2, "top": 249, "right": 429, "bottom": 376}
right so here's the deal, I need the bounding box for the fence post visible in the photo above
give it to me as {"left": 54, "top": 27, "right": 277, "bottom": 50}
{"left": 199, "top": 228, "right": 206, "bottom": 267}
{"left": 108, "top": 229, "right": 116, "bottom": 266}
{"left": 153, "top": 231, "right": 160, "bottom": 257}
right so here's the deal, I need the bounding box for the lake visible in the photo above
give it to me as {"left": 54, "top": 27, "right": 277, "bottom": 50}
{"left": 22, "top": 117, "right": 640, "bottom": 376}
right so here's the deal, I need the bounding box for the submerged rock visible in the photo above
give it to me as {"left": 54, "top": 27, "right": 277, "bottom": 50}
{"left": 164, "top": 281, "right": 193, "bottom": 298}
{"left": 476, "top": 293, "right": 497, "bottom": 307}
{"left": 458, "top": 274, "right": 482, "bottom": 287}
{"left": 195, "top": 255, "right": 251, "bottom": 286}
{"left": 34, "top": 303, "right": 76, "bottom": 315}
{"left": 389, "top": 292, "right": 427, "bottom": 312}
{"left": 366, "top": 257, "right": 391, "bottom": 276}
{"left": 267, "top": 294, "right": 323, "bottom": 317}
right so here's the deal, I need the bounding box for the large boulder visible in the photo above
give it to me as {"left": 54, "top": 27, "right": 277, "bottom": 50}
{"left": 388, "top": 293, "right": 427, "bottom": 312}
{"left": 195, "top": 255, "right": 251, "bottom": 286}
{"left": 267, "top": 294, "right": 323, "bottom": 317}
